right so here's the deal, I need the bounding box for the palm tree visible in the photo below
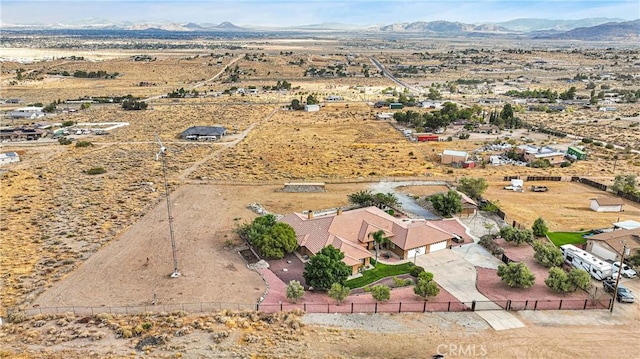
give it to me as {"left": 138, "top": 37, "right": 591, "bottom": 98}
{"left": 368, "top": 230, "right": 391, "bottom": 264}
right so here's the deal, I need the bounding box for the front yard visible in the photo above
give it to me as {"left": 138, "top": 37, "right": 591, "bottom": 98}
{"left": 344, "top": 261, "right": 414, "bottom": 289}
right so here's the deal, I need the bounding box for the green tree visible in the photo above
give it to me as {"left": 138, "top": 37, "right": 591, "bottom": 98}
{"left": 327, "top": 283, "right": 351, "bottom": 304}
{"left": 500, "top": 103, "right": 514, "bottom": 121}
{"left": 286, "top": 280, "right": 305, "bottom": 303}
{"left": 303, "top": 245, "right": 351, "bottom": 291}
{"left": 80, "top": 102, "right": 91, "bottom": 111}
{"left": 374, "top": 192, "right": 400, "bottom": 209}
{"left": 243, "top": 215, "right": 297, "bottom": 259}
{"left": 370, "top": 284, "right": 391, "bottom": 302}
{"left": 500, "top": 226, "right": 533, "bottom": 246}
{"left": 567, "top": 268, "right": 591, "bottom": 291}
{"left": 545, "top": 266, "right": 572, "bottom": 292}
{"left": 532, "top": 217, "right": 549, "bottom": 237}
{"left": 497, "top": 262, "right": 535, "bottom": 288}
{"left": 611, "top": 174, "right": 638, "bottom": 195}
{"left": 368, "top": 230, "right": 391, "bottom": 264}
{"left": 456, "top": 177, "right": 488, "bottom": 200}
{"left": 290, "top": 98, "right": 303, "bottom": 110}
{"left": 532, "top": 241, "right": 563, "bottom": 268}
{"left": 306, "top": 94, "right": 319, "bottom": 105}
{"left": 348, "top": 190, "right": 375, "bottom": 207}
{"left": 414, "top": 276, "right": 440, "bottom": 300}
{"left": 429, "top": 190, "right": 462, "bottom": 217}
{"left": 427, "top": 87, "right": 442, "bottom": 100}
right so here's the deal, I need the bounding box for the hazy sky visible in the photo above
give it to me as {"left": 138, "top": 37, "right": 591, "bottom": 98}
{"left": 2, "top": 0, "right": 639, "bottom": 26}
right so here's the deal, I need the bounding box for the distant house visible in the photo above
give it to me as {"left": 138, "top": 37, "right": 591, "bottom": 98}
{"left": 0, "top": 152, "right": 20, "bottom": 166}
{"left": 441, "top": 150, "right": 468, "bottom": 164}
{"left": 613, "top": 220, "right": 640, "bottom": 230}
{"left": 517, "top": 145, "right": 565, "bottom": 166}
{"left": 375, "top": 112, "right": 393, "bottom": 120}
{"left": 589, "top": 197, "right": 624, "bottom": 213}
{"left": 389, "top": 103, "right": 404, "bottom": 110}
{"left": 585, "top": 227, "right": 640, "bottom": 262}
{"left": 477, "top": 98, "right": 502, "bottom": 105}
{"left": 8, "top": 106, "right": 45, "bottom": 119}
{"left": 420, "top": 101, "right": 442, "bottom": 109}
{"left": 179, "top": 126, "right": 227, "bottom": 141}
{"left": 325, "top": 95, "right": 343, "bottom": 102}
{"left": 304, "top": 104, "right": 320, "bottom": 112}
{"left": 281, "top": 207, "right": 466, "bottom": 275}
{"left": 0, "top": 127, "right": 46, "bottom": 141}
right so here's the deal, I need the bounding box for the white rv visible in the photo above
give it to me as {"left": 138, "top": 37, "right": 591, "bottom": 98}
{"left": 560, "top": 244, "right": 612, "bottom": 280}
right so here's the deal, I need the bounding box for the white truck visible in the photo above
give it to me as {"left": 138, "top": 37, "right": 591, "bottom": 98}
{"left": 560, "top": 244, "right": 613, "bottom": 280}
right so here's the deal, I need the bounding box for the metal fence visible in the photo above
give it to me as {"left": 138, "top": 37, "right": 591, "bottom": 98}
{"left": 18, "top": 298, "right": 612, "bottom": 318}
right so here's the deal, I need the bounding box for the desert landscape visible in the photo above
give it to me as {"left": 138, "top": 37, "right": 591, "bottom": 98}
{"left": 1, "top": 8, "right": 640, "bottom": 358}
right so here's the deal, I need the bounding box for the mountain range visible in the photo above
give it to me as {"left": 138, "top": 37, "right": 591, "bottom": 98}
{"left": 4, "top": 17, "right": 639, "bottom": 41}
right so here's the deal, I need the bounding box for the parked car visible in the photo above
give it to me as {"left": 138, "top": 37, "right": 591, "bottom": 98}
{"left": 606, "top": 260, "right": 638, "bottom": 279}
{"left": 603, "top": 279, "right": 635, "bottom": 303}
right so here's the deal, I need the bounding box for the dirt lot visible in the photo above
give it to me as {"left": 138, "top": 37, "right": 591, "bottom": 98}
{"left": 483, "top": 180, "right": 640, "bottom": 231}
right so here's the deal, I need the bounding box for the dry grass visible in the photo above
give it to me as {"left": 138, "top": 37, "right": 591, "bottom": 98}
{"left": 484, "top": 181, "right": 640, "bottom": 231}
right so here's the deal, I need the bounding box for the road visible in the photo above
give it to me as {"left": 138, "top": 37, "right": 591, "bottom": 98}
{"left": 369, "top": 57, "right": 422, "bottom": 94}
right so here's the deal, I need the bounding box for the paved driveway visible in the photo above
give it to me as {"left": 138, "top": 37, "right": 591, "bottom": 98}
{"left": 415, "top": 250, "right": 524, "bottom": 331}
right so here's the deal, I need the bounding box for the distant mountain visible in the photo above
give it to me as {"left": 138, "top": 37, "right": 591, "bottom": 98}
{"left": 496, "top": 17, "right": 625, "bottom": 32}
{"left": 535, "top": 19, "right": 640, "bottom": 41}
{"left": 379, "top": 20, "right": 510, "bottom": 33}
{"left": 213, "top": 22, "right": 244, "bottom": 30}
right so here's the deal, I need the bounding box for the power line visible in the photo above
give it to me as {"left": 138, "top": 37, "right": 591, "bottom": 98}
{"left": 155, "top": 134, "right": 180, "bottom": 278}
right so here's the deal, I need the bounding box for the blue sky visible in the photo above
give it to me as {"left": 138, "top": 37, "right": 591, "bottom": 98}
{"left": 2, "top": 0, "right": 638, "bottom": 26}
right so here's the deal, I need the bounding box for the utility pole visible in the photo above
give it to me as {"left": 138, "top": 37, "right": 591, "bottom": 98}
{"left": 155, "top": 135, "right": 180, "bottom": 278}
{"left": 609, "top": 242, "right": 629, "bottom": 312}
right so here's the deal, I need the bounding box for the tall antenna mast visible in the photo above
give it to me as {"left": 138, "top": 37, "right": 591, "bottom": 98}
{"left": 155, "top": 135, "right": 180, "bottom": 278}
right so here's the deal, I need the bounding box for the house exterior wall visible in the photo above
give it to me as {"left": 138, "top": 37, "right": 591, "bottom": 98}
{"left": 585, "top": 241, "right": 618, "bottom": 261}
{"left": 590, "top": 200, "right": 622, "bottom": 212}
{"left": 442, "top": 154, "right": 466, "bottom": 164}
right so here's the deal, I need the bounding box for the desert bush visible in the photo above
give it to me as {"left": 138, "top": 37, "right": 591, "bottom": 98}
{"left": 86, "top": 167, "right": 107, "bottom": 175}
{"left": 58, "top": 137, "right": 72, "bottom": 145}
{"left": 409, "top": 265, "right": 426, "bottom": 277}
{"left": 8, "top": 311, "right": 27, "bottom": 324}
{"left": 75, "top": 141, "right": 93, "bottom": 148}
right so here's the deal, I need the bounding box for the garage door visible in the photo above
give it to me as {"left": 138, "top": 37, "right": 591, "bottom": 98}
{"left": 590, "top": 243, "right": 616, "bottom": 261}
{"left": 407, "top": 246, "right": 426, "bottom": 259}
{"left": 429, "top": 241, "right": 448, "bottom": 253}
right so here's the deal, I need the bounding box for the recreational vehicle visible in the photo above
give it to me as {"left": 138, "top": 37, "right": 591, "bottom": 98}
{"left": 560, "top": 244, "right": 612, "bottom": 280}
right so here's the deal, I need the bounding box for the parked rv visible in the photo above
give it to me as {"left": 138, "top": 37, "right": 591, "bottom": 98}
{"left": 560, "top": 244, "right": 613, "bottom": 280}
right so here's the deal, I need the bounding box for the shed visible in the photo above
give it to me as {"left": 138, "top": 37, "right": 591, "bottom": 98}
{"left": 567, "top": 146, "right": 586, "bottom": 160}
{"left": 389, "top": 103, "right": 404, "bottom": 110}
{"left": 441, "top": 150, "right": 468, "bottom": 164}
{"left": 590, "top": 197, "right": 624, "bottom": 212}
{"left": 304, "top": 104, "right": 320, "bottom": 112}
{"left": 416, "top": 134, "right": 439, "bottom": 142}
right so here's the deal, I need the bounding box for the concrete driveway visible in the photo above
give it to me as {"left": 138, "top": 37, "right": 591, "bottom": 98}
{"left": 415, "top": 250, "right": 524, "bottom": 331}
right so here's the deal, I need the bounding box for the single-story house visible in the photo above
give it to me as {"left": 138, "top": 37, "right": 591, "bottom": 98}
{"left": 0, "top": 127, "right": 46, "bottom": 141}
{"left": 585, "top": 227, "right": 640, "bottom": 262}
{"left": 441, "top": 150, "right": 468, "bottom": 165}
{"left": 420, "top": 101, "right": 442, "bottom": 109}
{"left": 325, "top": 95, "right": 343, "bottom": 102}
{"left": 8, "top": 111, "right": 45, "bottom": 119}
{"left": 590, "top": 197, "right": 624, "bottom": 212}
{"left": 0, "top": 152, "right": 20, "bottom": 166}
{"left": 375, "top": 113, "right": 394, "bottom": 120}
{"left": 179, "top": 126, "right": 227, "bottom": 141}
{"left": 517, "top": 145, "right": 566, "bottom": 166}
{"left": 304, "top": 104, "right": 320, "bottom": 112}
{"left": 281, "top": 207, "right": 462, "bottom": 275}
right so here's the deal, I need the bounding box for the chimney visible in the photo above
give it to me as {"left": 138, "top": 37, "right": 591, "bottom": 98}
{"left": 307, "top": 210, "right": 314, "bottom": 219}
{"left": 337, "top": 208, "right": 343, "bottom": 215}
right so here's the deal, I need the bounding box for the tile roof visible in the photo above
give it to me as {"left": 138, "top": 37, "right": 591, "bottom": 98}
{"left": 589, "top": 228, "right": 640, "bottom": 254}
{"left": 281, "top": 206, "right": 457, "bottom": 263}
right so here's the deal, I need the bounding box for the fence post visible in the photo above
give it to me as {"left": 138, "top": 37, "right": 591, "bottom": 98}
{"left": 327, "top": 303, "right": 330, "bottom": 313}
{"left": 534, "top": 300, "right": 538, "bottom": 311}
{"left": 423, "top": 301, "right": 427, "bottom": 313}
{"left": 375, "top": 302, "right": 378, "bottom": 313}
{"left": 280, "top": 302, "right": 283, "bottom": 311}
{"left": 524, "top": 300, "right": 528, "bottom": 310}
{"left": 583, "top": 299, "right": 588, "bottom": 310}
{"left": 304, "top": 303, "right": 306, "bottom": 312}
{"left": 447, "top": 301, "right": 451, "bottom": 312}
{"left": 471, "top": 300, "right": 476, "bottom": 311}
{"left": 398, "top": 302, "right": 402, "bottom": 313}
{"left": 506, "top": 300, "right": 511, "bottom": 311}
{"left": 559, "top": 300, "right": 563, "bottom": 310}
{"left": 256, "top": 303, "right": 260, "bottom": 312}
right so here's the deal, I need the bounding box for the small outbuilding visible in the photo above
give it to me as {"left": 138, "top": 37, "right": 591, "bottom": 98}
{"left": 590, "top": 197, "right": 624, "bottom": 212}
{"left": 567, "top": 146, "right": 586, "bottom": 160}
{"left": 441, "top": 150, "right": 468, "bottom": 164}
{"left": 0, "top": 152, "right": 20, "bottom": 166}
{"left": 304, "top": 104, "right": 320, "bottom": 112}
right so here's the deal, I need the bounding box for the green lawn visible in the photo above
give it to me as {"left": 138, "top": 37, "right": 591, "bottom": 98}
{"left": 344, "top": 261, "right": 414, "bottom": 289}
{"left": 546, "top": 232, "right": 588, "bottom": 247}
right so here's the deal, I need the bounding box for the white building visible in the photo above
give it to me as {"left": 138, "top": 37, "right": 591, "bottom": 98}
{"left": 590, "top": 197, "right": 624, "bottom": 212}
{"left": 304, "top": 104, "right": 320, "bottom": 112}
{"left": 0, "top": 152, "right": 20, "bottom": 166}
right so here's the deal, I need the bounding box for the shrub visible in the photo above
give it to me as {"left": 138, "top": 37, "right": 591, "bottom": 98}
{"left": 409, "top": 265, "right": 426, "bottom": 277}
{"left": 61, "top": 120, "right": 75, "bottom": 127}
{"left": 328, "top": 283, "right": 351, "bottom": 304}
{"left": 370, "top": 285, "right": 391, "bottom": 302}
{"left": 86, "top": 167, "right": 107, "bottom": 175}
{"left": 286, "top": 280, "right": 304, "bottom": 303}
{"left": 75, "top": 141, "right": 93, "bottom": 148}
{"left": 497, "top": 262, "right": 535, "bottom": 288}
{"left": 605, "top": 143, "right": 614, "bottom": 149}
{"left": 58, "top": 137, "right": 72, "bottom": 145}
